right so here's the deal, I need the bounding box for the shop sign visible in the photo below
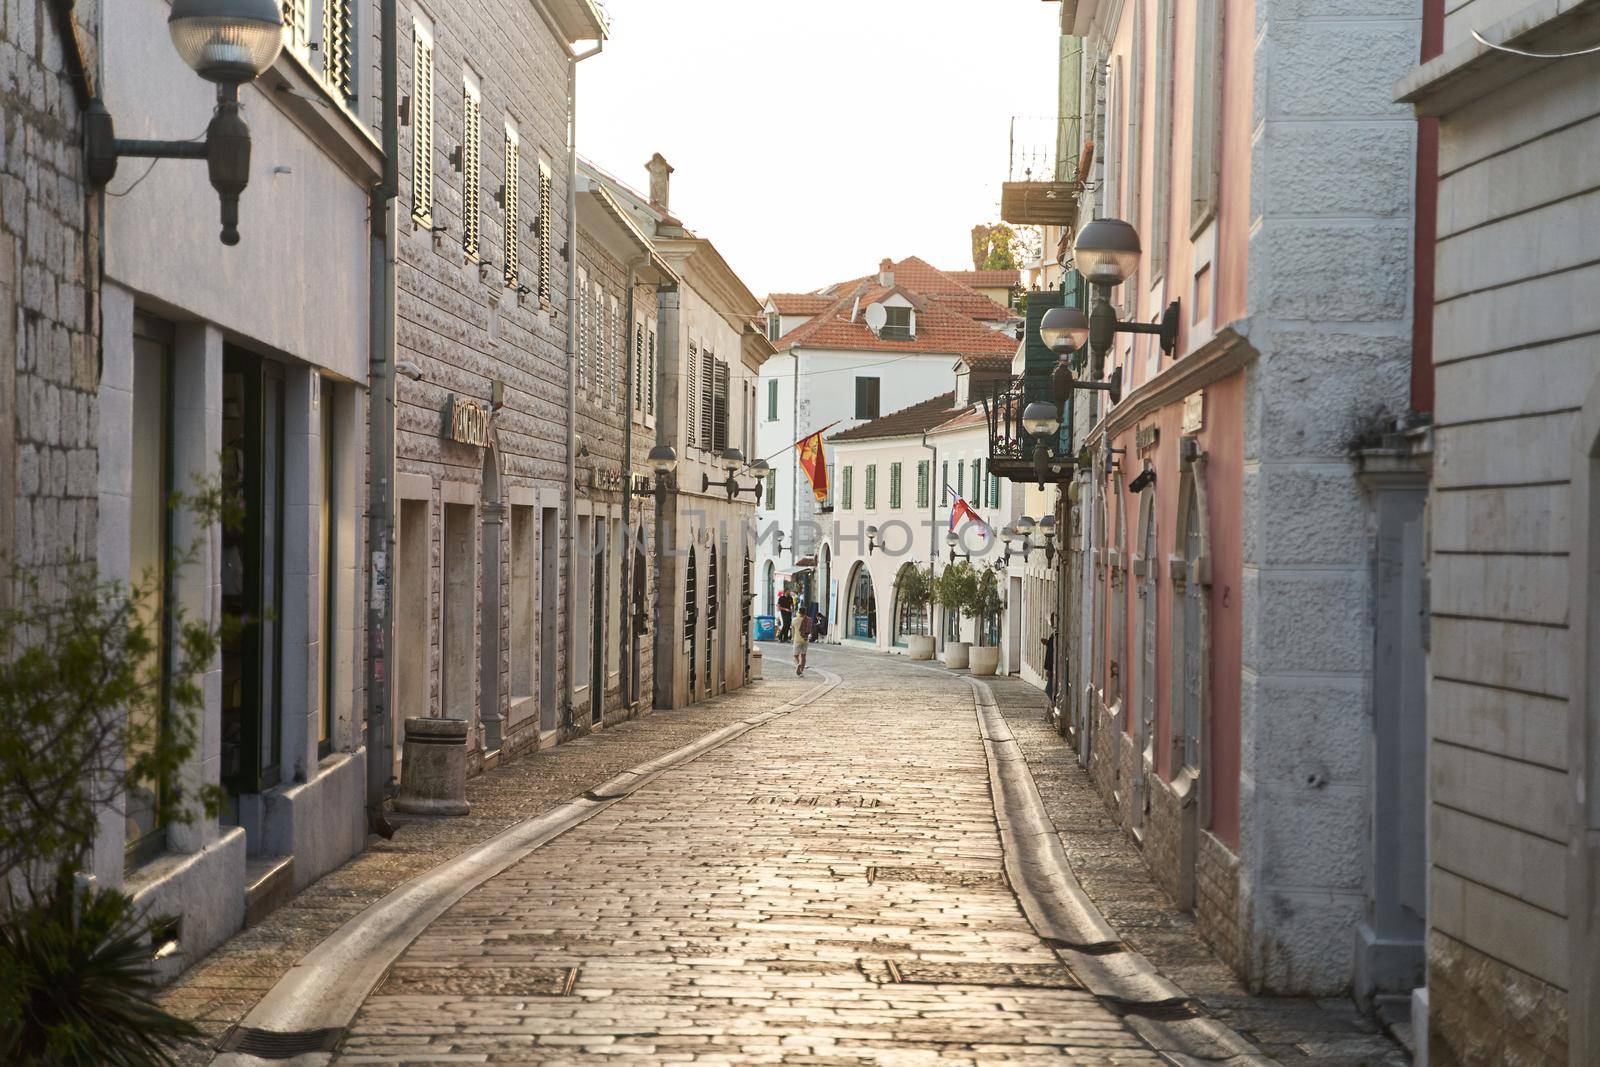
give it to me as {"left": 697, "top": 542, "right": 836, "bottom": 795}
{"left": 1182, "top": 391, "right": 1204, "bottom": 434}
{"left": 1136, "top": 424, "right": 1160, "bottom": 453}
{"left": 445, "top": 394, "right": 492, "bottom": 447}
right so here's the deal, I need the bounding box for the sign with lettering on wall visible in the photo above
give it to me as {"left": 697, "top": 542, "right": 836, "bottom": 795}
{"left": 1182, "top": 391, "right": 1205, "bottom": 434}
{"left": 444, "top": 394, "right": 492, "bottom": 447}
{"left": 1135, "top": 424, "right": 1159, "bottom": 453}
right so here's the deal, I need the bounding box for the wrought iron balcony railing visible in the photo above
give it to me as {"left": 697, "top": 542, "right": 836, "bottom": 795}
{"left": 981, "top": 376, "right": 1072, "bottom": 483}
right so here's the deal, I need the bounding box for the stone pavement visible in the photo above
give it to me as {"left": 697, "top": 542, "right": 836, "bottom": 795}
{"left": 977, "top": 673, "right": 1409, "bottom": 1067}
{"left": 338, "top": 651, "right": 1157, "bottom": 1063}
{"left": 157, "top": 667, "right": 818, "bottom": 1065}
{"left": 162, "top": 643, "right": 1410, "bottom": 1065}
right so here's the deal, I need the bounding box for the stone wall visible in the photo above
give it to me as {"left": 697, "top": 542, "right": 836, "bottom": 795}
{"left": 1143, "top": 772, "right": 1184, "bottom": 906}
{"left": 1427, "top": 930, "right": 1566, "bottom": 1066}
{"left": 1197, "top": 828, "right": 1244, "bottom": 979}
{"left": 1, "top": 0, "right": 100, "bottom": 601}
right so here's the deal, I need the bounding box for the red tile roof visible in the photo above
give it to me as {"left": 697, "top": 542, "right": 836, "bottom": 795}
{"left": 768, "top": 293, "right": 834, "bottom": 316}
{"left": 830, "top": 392, "right": 963, "bottom": 443}
{"left": 948, "top": 269, "right": 1022, "bottom": 290}
{"left": 771, "top": 257, "right": 1018, "bottom": 357}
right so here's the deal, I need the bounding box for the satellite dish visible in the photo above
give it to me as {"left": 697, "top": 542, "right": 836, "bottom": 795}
{"left": 863, "top": 302, "right": 888, "bottom": 333}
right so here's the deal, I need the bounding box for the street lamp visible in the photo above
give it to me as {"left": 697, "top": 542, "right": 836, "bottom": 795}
{"left": 945, "top": 529, "right": 971, "bottom": 563}
{"left": 85, "top": 0, "right": 285, "bottom": 245}
{"left": 702, "top": 447, "right": 765, "bottom": 499}
{"left": 645, "top": 442, "right": 678, "bottom": 499}
{"left": 1038, "top": 514, "right": 1058, "bottom": 567}
{"left": 1072, "top": 219, "right": 1181, "bottom": 381}
{"left": 866, "top": 525, "right": 880, "bottom": 556}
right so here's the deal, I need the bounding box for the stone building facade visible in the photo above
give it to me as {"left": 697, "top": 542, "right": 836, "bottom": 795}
{"left": 1, "top": 0, "right": 100, "bottom": 606}
{"left": 1400, "top": 1, "right": 1600, "bottom": 1062}
{"left": 389, "top": 0, "right": 605, "bottom": 767}
{"left": 1057, "top": 0, "right": 1426, "bottom": 1000}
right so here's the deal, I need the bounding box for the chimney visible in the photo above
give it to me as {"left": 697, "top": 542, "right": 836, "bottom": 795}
{"left": 645, "top": 152, "right": 674, "bottom": 212}
{"left": 879, "top": 257, "right": 894, "bottom": 287}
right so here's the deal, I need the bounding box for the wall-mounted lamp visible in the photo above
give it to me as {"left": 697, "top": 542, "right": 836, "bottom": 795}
{"left": 702, "top": 448, "right": 766, "bottom": 500}
{"left": 945, "top": 529, "right": 971, "bottom": 563}
{"left": 866, "top": 525, "right": 879, "bottom": 556}
{"left": 86, "top": 0, "right": 285, "bottom": 246}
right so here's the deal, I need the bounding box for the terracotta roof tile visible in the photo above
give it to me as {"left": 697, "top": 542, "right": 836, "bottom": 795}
{"left": 948, "top": 268, "right": 1022, "bottom": 289}
{"left": 768, "top": 292, "right": 834, "bottom": 315}
{"left": 830, "top": 392, "right": 963, "bottom": 443}
{"left": 773, "top": 256, "right": 1019, "bottom": 356}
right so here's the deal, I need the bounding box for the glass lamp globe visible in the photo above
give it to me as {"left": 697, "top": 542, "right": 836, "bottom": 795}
{"left": 945, "top": 531, "right": 959, "bottom": 548}
{"left": 645, "top": 443, "right": 679, "bottom": 475}
{"left": 1039, "top": 306, "right": 1089, "bottom": 355}
{"left": 1000, "top": 525, "right": 1015, "bottom": 545}
{"left": 1014, "top": 514, "right": 1037, "bottom": 537}
{"left": 719, "top": 446, "right": 746, "bottom": 472}
{"left": 168, "top": 0, "right": 285, "bottom": 84}
{"left": 1038, "top": 515, "right": 1057, "bottom": 539}
{"left": 749, "top": 458, "right": 771, "bottom": 477}
{"left": 1021, "top": 401, "right": 1061, "bottom": 437}
{"left": 865, "top": 525, "right": 879, "bottom": 541}
{"left": 1073, "top": 218, "right": 1143, "bottom": 287}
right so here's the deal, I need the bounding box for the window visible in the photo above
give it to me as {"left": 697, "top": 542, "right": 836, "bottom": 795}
{"left": 713, "top": 360, "right": 730, "bottom": 453}
{"left": 841, "top": 466, "right": 854, "bottom": 510}
{"left": 764, "top": 471, "right": 776, "bottom": 510}
{"left": 941, "top": 460, "right": 949, "bottom": 501}
{"left": 865, "top": 464, "right": 878, "bottom": 510}
{"left": 319, "top": 377, "right": 337, "bottom": 757}
{"left": 461, "top": 73, "right": 481, "bottom": 260}
{"left": 854, "top": 376, "right": 880, "bottom": 420}
{"left": 767, "top": 312, "right": 780, "bottom": 341}
{"left": 1151, "top": 0, "right": 1175, "bottom": 281}
{"left": 1122, "top": 0, "right": 1144, "bottom": 309}
{"left": 987, "top": 467, "right": 1000, "bottom": 508}
{"left": 889, "top": 462, "right": 902, "bottom": 509}
{"left": 322, "top": 0, "right": 355, "bottom": 103}
{"left": 1190, "top": 0, "right": 1223, "bottom": 234}
{"left": 881, "top": 305, "right": 912, "bottom": 340}
{"left": 767, "top": 379, "right": 779, "bottom": 421}
{"left": 510, "top": 505, "right": 535, "bottom": 702}
{"left": 970, "top": 461, "right": 981, "bottom": 506}
{"left": 917, "top": 459, "right": 930, "bottom": 509}
{"left": 956, "top": 459, "right": 964, "bottom": 499}
{"left": 502, "top": 122, "right": 520, "bottom": 287}
{"left": 699, "top": 347, "right": 717, "bottom": 450}
{"left": 823, "top": 460, "right": 835, "bottom": 509}
{"left": 409, "top": 18, "right": 434, "bottom": 226}
{"left": 537, "top": 163, "right": 554, "bottom": 305}
{"left": 611, "top": 295, "right": 623, "bottom": 411}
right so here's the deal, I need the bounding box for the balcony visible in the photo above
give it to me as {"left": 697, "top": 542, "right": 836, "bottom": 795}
{"left": 1001, "top": 116, "right": 1082, "bottom": 227}
{"left": 980, "top": 376, "right": 1071, "bottom": 483}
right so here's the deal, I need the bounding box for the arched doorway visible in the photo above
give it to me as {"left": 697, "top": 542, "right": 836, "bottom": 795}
{"left": 891, "top": 562, "right": 926, "bottom": 648}
{"left": 706, "top": 545, "right": 719, "bottom": 694}
{"left": 763, "top": 559, "right": 776, "bottom": 616}
{"left": 845, "top": 561, "right": 877, "bottom": 641}
{"left": 630, "top": 542, "right": 646, "bottom": 705}
{"left": 1133, "top": 473, "right": 1157, "bottom": 833}
{"left": 685, "top": 548, "right": 698, "bottom": 697}
{"left": 1169, "top": 456, "right": 1212, "bottom": 911}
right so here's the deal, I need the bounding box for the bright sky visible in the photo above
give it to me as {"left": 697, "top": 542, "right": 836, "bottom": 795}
{"left": 579, "top": 0, "right": 1064, "bottom": 297}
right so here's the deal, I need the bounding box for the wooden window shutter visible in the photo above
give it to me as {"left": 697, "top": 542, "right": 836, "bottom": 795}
{"left": 410, "top": 22, "right": 433, "bottom": 226}
{"left": 866, "top": 465, "right": 877, "bottom": 509}
{"left": 283, "top": 0, "right": 309, "bottom": 54}
{"left": 917, "top": 460, "right": 929, "bottom": 508}
{"left": 502, "top": 126, "right": 520, "bottom": 287}
{"left": 614, "top": 298, "right": 625, "bottom": 410}
{"left": 322, "top": 0, "right": 355, "bottom": 102}
{"left": 686, "top": 343, "right": 699, "bottom": 447}
{"left": 707, "top": 350, "right": 720, "bottom": 451}
{"left": 713, "top": 360, "right": 730, "bottom": 453}
{"left": 634, "top": 323, "right": 645, "bottom": 412}
{"left": 890, "top": 462, "right": 902, "bottom": 509}
{"left": 577, "top": 273, "right": 589, "bottom": 390}
{"left": 461, "top": 82, "right": 481, "bottom": 259}
{"left": 537, "top": 163, "right": 553, "bottom": 305}
{"left": 646, "top": 329, "right": 656, "bottom": 416}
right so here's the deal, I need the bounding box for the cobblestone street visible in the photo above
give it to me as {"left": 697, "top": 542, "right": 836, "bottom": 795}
{"left": 175, "top": 645, "right": 1411, "bottom": 1065}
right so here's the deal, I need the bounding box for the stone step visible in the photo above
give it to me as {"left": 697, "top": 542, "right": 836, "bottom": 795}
{"left": 243, "top": 855, "right": 295, "bottom": 930}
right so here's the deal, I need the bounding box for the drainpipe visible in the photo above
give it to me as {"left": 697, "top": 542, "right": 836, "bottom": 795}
{"left": 561, "top": 39, "right": 602, "bottom": 730}
{"left": 365, "top": 0, "right": 399, "bottom": 833}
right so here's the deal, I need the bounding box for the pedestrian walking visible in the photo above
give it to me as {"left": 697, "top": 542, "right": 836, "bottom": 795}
{"left": 1042, "top": 613, "right": 1058, "bottom": 703}
{"left": 793, "top": 611, "right": 812, "bottom": 675}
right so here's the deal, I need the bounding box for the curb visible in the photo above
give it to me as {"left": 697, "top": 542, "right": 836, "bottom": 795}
{"left": 211, "top": 668, "right": 843, "bottom": 1067}
{"left": 947, "top": 668, "right": 1276, "bottom": 1066}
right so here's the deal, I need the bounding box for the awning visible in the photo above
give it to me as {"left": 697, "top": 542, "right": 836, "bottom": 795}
{"left": 775, "top": 566, "right": 813, "bottom": 582}
{"left": 794, "top": 555, "right": 818, "bottom": 568}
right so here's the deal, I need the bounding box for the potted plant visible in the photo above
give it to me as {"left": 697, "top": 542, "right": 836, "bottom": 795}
{"left": 968, "top": 566, "right": 1006, "bottom": 676}
{"left": 898, "top": 564, "right": 936, "bottom": 660}
{"left": 935, "top": 561, "right": 977, "bottom": 669}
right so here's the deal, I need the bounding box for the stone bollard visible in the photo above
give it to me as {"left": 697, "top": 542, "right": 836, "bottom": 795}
{"left": 393, "top": 717, "right": 471, "bottom": 816}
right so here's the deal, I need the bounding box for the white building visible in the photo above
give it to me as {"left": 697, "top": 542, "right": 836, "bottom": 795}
{"left": 756, "top": 257, "right": 1020, "bottom": 619}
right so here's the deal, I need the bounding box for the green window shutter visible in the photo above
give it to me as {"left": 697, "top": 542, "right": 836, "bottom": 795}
{"left": 941, "top": 461, "right": 949, "bottom": 501}
{"left": 956, "top": 460, "right": 964, "bottom": 499}
{"left": 841, "top": 466, "right": 853, "bottom": 510}
{"left": 866, "top": 465, "right": 877, "bottom": 509}
{"left": 767, "top": 379, "right": 778, "bottom": 421}
{"left": 1024, "top": 289, "right": 1066, "bottom": 401}
{"left": 970, "top": 461, "right": 981, "bottom": 504}
{"left": 917, "top": 460, "right": 929, "bottom": 508}
{"left": 890, "top": 462, "right": 902, "bottom": 509}
{"left": 764, "top": 472, "right": 775, "bottom": 510}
